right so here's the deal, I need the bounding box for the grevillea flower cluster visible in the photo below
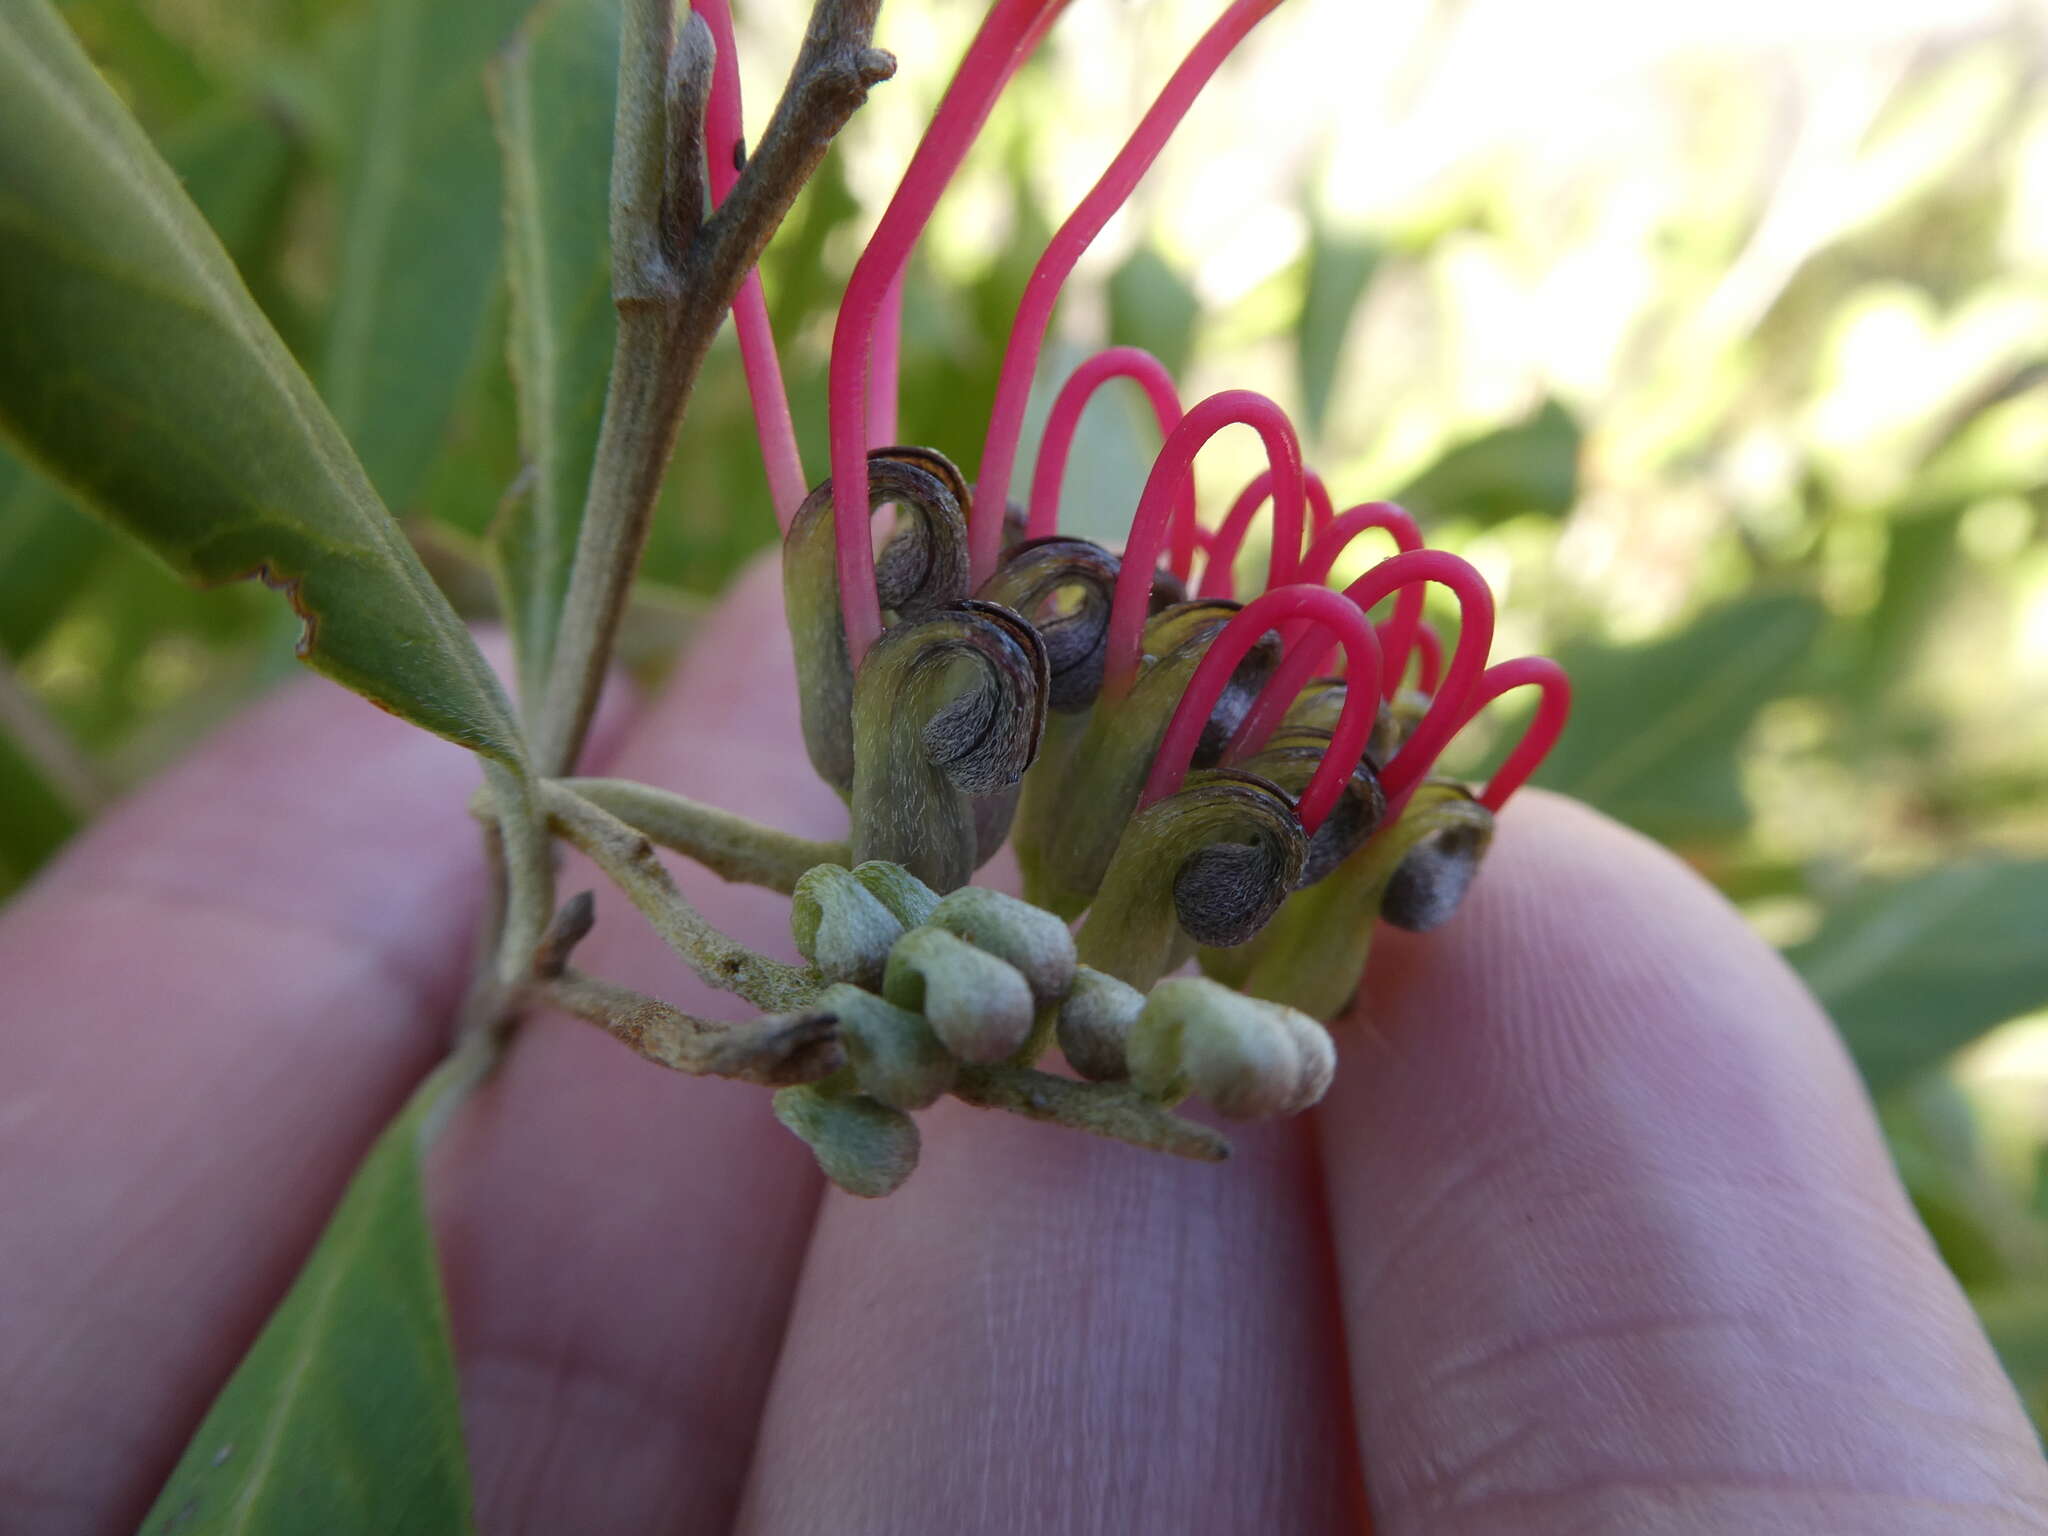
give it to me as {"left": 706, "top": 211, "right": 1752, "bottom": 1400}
{"left": 691, "top": 0, "right": 1570, "bottom": 1193}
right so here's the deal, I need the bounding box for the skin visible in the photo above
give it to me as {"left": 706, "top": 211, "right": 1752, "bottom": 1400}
{"left": 3, "top": 557, "right": 2046, "bottom": 1535}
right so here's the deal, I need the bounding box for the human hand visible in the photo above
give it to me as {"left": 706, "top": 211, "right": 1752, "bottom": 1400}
{"left": 5, "top": 558, "right": 2046, "bottom": 1535}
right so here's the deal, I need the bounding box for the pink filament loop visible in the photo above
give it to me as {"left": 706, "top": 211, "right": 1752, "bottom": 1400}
{"left": 1025, "top": 346, "right": 1196, "bottom": 566}
{"left": 1451, "top": 656, "right": 1571, "bottom": 812}
{"left": 1141, "top": 585, "right": 1382, "bottom": 834}
{"left": 829, "top": 0, "right": 1073, "bottom": 665}
{"left": 1391, "top": 618, "right": 1444, "bottom": 693}
{"left": 695, "top": 0, "right": 806, "bottom": 527}
{"left": 971, "top": 0, "right": 1285, "bottom": 584}
{"left": 1299, "top": 502, "right": 1424, "bottom": 698}
{"left": 867, "top": 267, "right": 905, "bottom": 448}
{"left": 1195, "top": 469, "right": 1335, "bottom": 599}
{"left": 1230, "top": 549, "right": 1495, "bottom": 800}
{"left": 1102, "top": 389, "right": 1308, "bottom": 699}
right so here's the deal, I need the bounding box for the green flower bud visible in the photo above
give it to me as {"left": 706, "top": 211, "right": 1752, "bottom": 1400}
{"left": 818, "top": 982, "right": 955, "bottom": 1110}
{"left": 884, "top": 925, "right": 1035, "bottom": 1063}
{"left": 1128, "top": 977, "right": 1335, "bottom": 1120}
{"left": 772, "top": 1081, "right": 921, "bottom": 1198}
{"left": 851, "top": 859, "right": 940, "bottom": 928}
{"left": 791, "top": 864, "right": 905, "bottom": 988}
{"left": 1055, "top": 965, "right": 1146, "bottom": 1081}
{"left": 929, "top": 886, "right": 1077, "bottom": 1005}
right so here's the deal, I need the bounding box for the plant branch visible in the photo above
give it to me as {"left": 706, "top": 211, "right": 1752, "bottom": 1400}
{"left": 951, "top": 1065, "right": 1231, "bottom": 1162}
{"left": 539, "top": 967, "right": 843, "bottom": 1084}
{"left": 564, "top": 776, "right": 847, "bottom": 891}
{"left": 534, "top": 0, "right": 892, "bottom": 777}
{"left": 541, "top": 780, "right": 821, "bottom": 1010}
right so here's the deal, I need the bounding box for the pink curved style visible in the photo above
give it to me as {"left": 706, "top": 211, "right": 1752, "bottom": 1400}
{"left": 1141, "top": 585, "right": 1382, "bottom": 834}
{"left": 1393, "top": 617, "right": 1444, "bottom": 694}
{"left": 1195, "top": 468, "right": 1335, "bottom": 600}
{"left": 867, "top": 267, "right": 905, "bottom": 448}
{"left": 1451, "top": 655, "right": 1571, "bottom": 811}
{"left": 1230, "top": 549, "right": 1495, "bottom": 799}
{"left": 694, "top": 0, "right": 807, "bottom": 527}
{"left": 1024, "top": 346, "right": 1195, "bottom": 562}
{"left": 1300, "top": 501, "right": 1425, "bottom": 698}
{"left": 971, "top": 0, "right": 1285, "bottom": 582}
{"left": 1102, "top": 389, "right": 1308, "bottom": 698}
{"left": 829, "top": 0, "right": 1075, "bottom": 665}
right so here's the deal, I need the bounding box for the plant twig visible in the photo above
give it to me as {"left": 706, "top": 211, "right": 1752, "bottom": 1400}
{"left": 565, "top": 776, "right": 847, "bottom": 891}
{"left": 951, "top": 1065, "right": 1231, "bottom": 1162}
{"left": 539, "top": 967, "right": 843, "bottom": 1085}
{"left": 534, "top": 0, "right": 893, "bottom": 777}
{"left": 541, "top": 780, "right": 821, "bottom": 1010}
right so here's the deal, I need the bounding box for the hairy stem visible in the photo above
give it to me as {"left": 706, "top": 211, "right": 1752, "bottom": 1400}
{"left": 540, "top": 968, "right": 843, "bottom": 1084}
{"left": 565, "top": 776, "right": 848, "bottom": 891}
{"left": 541, "top": 780, "right": 821, "bottom": 1010}
{"left": 951, "top": 1065, "right": 1230, "bottom": 1162}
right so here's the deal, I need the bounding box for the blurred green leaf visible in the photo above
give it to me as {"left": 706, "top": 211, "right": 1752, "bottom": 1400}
{"left": 489, "top": 0, "right": 619, "bottom": 705}
{"left": 1108, "top": 244, "right": 1200, "bottom": 383}
{"left": 0, "top": 718, "right": 81, "bottom": 897}
{"left": 0, "top": 462, "right": 107, "bottom": 659}
{"left": 321, "top": 0, "right": 532, "bottom": 514}
{"left": 1395, "top": 398, "right": 1582, "bottom": 526}
{"left": 0, "top": 0, "right": 524, "bottom": 765}
{"left": 416, "top": 281, "right": 522, "bottom": 547}
{"left": 1534, "top": 593, "right": 1824, "bottom": 841}
{"left": 143, "top": 1062, "right": 476, "bottom": 1536}
{"left": 1787, "top": 861, "right": 2048, "bottom": 1098}
{"left": 1296, "top": 228, "right": 1379, "bottom": 436}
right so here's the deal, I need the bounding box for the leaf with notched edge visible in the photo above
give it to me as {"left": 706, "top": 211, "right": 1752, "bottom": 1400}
{"left": 0, "top": 2, "right": 524, "bottom": 766}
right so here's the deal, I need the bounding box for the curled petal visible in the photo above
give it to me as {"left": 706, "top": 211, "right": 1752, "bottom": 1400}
{"left": 1236, "top": 729, "right": 1386, "bottom": 886}
{"left": 977, "top": 535, "right": 1121, "bottom": 712}
{"left": 850, "top": 600, "right": 1048, "bottom": 892}
{"left": 1077, "top": 768, "right": 1306, "bottom": 990}
{"left": 1381, "top": 782, "right": 1495, "bottom": 932}
{"left": 785, "top": 452, "right": 971, "bottom": 793}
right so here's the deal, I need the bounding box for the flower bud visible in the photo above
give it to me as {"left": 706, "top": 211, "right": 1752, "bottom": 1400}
{"left": 851, "top": 859, "right": 940, "bottom": 928}
{"left": 772, "top": 1082, "right": 921, "bottom": 1198}
{"left": 929, "top": 886, "right": 1077, "bottom": 1005}
{"left": 819, "top": 982, "right": 955, "bottom": 1110}
{"left": 1055, "top": 965, "right": 1145, "bottom": 1081}
{"left": 1128, "top": 976, "right": 1335, "bottom": 1120}
{"left": 883, "top": 925, "right": 1035, "bottom": 1063}
{"left": 791, "top": 864, "right": 905, "bottom": 987}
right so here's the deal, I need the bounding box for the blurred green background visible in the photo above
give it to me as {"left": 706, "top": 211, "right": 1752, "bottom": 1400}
{"left": 6, "top": 0, "right": 2047, "bottom": 1419}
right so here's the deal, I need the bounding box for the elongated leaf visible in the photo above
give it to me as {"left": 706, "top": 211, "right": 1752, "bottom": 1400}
{"left": 1786, "top": 861, "right": 2048, "bottom": 1098}
{"left": 143, "top": 1062, "right": 477, "bottom": 1535}
{"left": 0, "top": 460, "right": 107, "bottom": 658}
{"left": 1109, "top": 244, "right": 1200, "bottom": 383}
{"left": 321, "top": 0, "right": 534, "bottom": 515}
{"left": 490, "top": 0, "right": 621, "bottom": 705}
{"left": 1533, "top": 593, "right": 1824, "bottom": 841}
{"left": 0, "top": 1, "right": 524, "bottom": 765}
{"left": 1394, "top": 397, "right": 1582, "bottom": 527}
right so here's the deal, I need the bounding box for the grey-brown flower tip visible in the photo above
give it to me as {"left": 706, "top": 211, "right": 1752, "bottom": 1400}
{"left": 1055, "top": 965, "right": 1146, "bottom": 1082}
{"left": 1127, "top": 977, "right": 1336, "bottom": 1119}
{"left": 928, "top": 885, "right": 1077, "bottom": 1005}
{"left": 883, "top": 925, "right": 1036, "bottom": 1063}
{"left": 791, "top": 864, "right": 906, "bottom": 988}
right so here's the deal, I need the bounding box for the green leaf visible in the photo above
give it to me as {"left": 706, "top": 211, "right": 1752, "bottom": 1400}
{"left": 1533, "top": 593, "right": 1824, "bottom": 842}
{"left": 1295, "top": 227, "right": 1379, "bottom": 436}
{"left": 0, "top": 720, "right": 81, "bottom": 898}
{"left": 142, "top": 1061, "right": 478, "bottom": 1535}
{"left": 0, "top": 459, "right": 108, "bottom": 659}
{"left": 1108, "top": 244, "right": 1201, "bottom": 383}
{"left": 1786, "top": 861, "right": 2048, "bottom": 1098}
{"left": 320, "top": 0, "right": 534, "bottom": 515}
{"left": 0, "top": 1, "right": 524, "bottom": 766}
{"left": 1394, "top": 397, "right": 1582, "bottom": 527}
{"left": 489, "top": 0, "right": 621, "bottom": 705}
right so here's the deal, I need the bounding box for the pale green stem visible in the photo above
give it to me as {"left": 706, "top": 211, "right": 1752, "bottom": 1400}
{"left": 951, "top": 1065, "right": 1230, "bottom": 1163}
{"left": 565, "top": 776, "right": 847, "bottom": 892}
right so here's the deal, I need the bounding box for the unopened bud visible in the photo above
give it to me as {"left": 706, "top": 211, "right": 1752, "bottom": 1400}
{"left": 772, "top": 1083, "right": 921, "bottom": 1199}
{"left": 791, "top": 865, "right": 905, "bottom": 988}
{"left": 1055, "top": 965, "right": 1145, "bottom": 1081}
{"left": 884, "top": 926, "right": 1034, "bottom": 1063}
{"left": 929, "top": 886, "right": 1077, "bottom": 1005}
{"left": 851, "top": 859, "right": 939, "bottom": 928}
{"left": 1128, "top": 977, "right": 1335, "bottom": 1119}
{"left": 819, "top": 982, "right": 955, "bottom": 1110}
